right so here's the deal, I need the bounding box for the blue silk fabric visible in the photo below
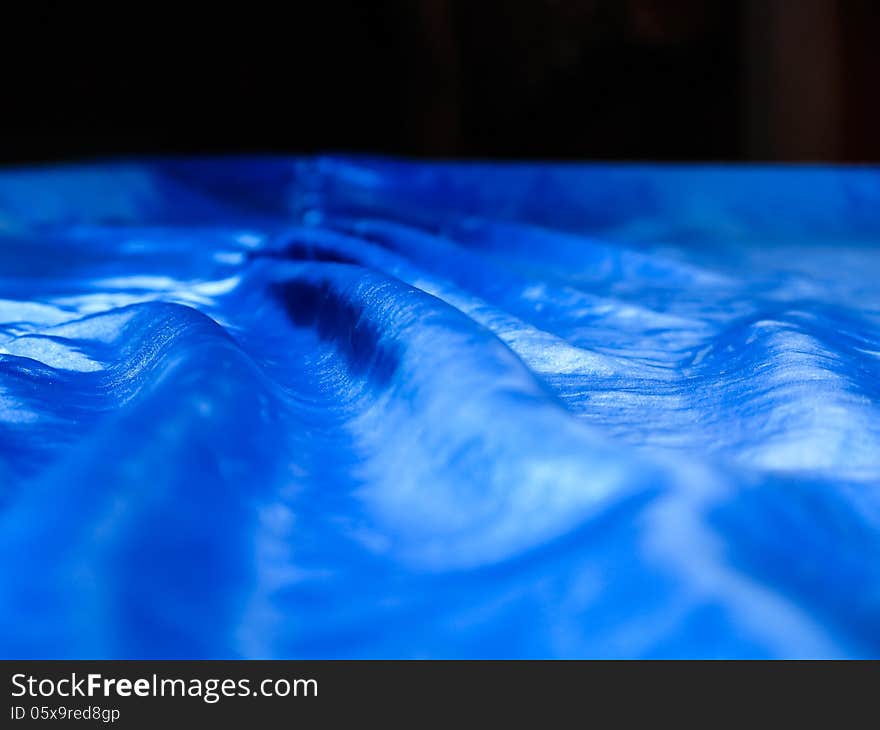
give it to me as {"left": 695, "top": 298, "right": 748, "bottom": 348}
{"left": 0, "top": 158, "right": 878, "bottom": 658}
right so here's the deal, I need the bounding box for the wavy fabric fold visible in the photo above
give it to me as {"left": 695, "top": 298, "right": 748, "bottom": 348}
{"left": 0, "top": 158, "right": 878, "bottom": 657}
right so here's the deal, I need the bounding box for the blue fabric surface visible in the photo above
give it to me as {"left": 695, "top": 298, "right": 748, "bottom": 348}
{"left": 0, "top": 157, "right": 878, "bottom": 658}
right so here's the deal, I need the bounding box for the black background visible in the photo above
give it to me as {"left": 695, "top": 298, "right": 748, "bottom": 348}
{"left": 1, "top": 1, "right": 879, "bottom": 165}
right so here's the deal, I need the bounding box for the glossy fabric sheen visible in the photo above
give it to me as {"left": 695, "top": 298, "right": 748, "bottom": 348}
{"left": 0, "top": 158, "right": 878, "bottom": 658}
